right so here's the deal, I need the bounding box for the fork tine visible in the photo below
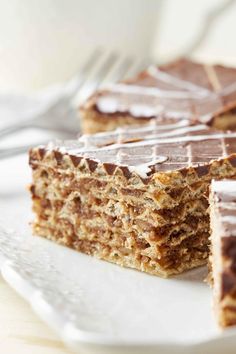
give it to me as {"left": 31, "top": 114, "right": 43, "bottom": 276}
{"left": 76, "top": 51, "right": 120, "bottom": 104}
{"left": 90, "top": 51, "right": 120, "bottom": 89}
{"left": 66, "top": 47, "right": 103, "bottom": 97}
{"left": 137, "top": 56, "right": 154, "bottom": 72}
{"left": 123, "top": 56, "right": 153, "bottom": 80}
{"left": 79, "top": 48, "right": 103, "bottom": 76}
{"left": 101, "top": 56, "right": 134, "bottom": 86}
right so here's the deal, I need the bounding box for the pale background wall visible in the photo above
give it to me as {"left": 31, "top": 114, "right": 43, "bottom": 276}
{"left": 0, "top": 0, "right": 235, "bottom": 90}
{"left": 0, "top": 1, "right": 235, "bottom": 353}
{"left": 156, "top": 0, "right": 236, "bottom": 65}
{"left": 0, "top": 0, "right": 161, "bottom": 92}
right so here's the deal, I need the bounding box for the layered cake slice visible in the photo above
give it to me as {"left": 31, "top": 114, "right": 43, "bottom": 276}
{"left": 29, "top": 124, "right": 236, "bottom": 278}
{"left": 210, "top": 180, "right": 236, "bottom": 327}
{"left": 80, "top": 58, "right": 236, "bottom": 133}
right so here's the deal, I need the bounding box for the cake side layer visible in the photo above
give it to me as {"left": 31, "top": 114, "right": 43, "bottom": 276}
{"left": 29, "top": 151, "right": 210, "bottom": 277}
{"left": 210, "top": 180, "right": 236, "bottom": 327}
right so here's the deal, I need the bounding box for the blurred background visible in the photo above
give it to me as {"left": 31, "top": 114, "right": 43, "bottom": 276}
{"left": 0, "top": 2, "right": 235, "bottom": 352}
{"left": 0, "top": 0, "right": 235, "bottom": 93}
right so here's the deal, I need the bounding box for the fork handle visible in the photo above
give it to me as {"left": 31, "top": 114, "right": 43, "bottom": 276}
{"left": 0, "top": 141, "right": 49, "bottom": 159}
{"left": 0, "top": 145, "right": 30, "bottom": 159}
{"left": 0, "top": 121, "right": 31, "bottom": 139}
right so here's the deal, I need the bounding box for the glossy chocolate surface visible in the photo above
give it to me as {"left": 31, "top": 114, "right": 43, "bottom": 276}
{"left": 32, "top": 123, "right": 236, "bottom": 179}
{"left": 87, "top": 59, "right": 236, "bottom": 124}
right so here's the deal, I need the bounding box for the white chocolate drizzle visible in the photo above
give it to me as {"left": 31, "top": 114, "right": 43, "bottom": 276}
{"left": 147, "top": 65, "right": 211, "bottom": 95}
{"left": 44, "top": 124, "right": 236, "bottom": 179}
{"left": 105, "top": 83, "right": 211, "bottom": 100}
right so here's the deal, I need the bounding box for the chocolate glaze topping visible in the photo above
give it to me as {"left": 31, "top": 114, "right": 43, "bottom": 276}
{"left": 33, "top": 122, "right": 236, "bottom": 179}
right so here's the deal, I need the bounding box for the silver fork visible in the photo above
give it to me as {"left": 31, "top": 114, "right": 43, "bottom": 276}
{"left": 0, "top": 49, "right": 151, "bottom": 159}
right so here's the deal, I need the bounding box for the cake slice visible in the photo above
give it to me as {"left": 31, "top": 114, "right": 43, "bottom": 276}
{"left": 80, "top": 58, "right": 236, "bottom": 133}
{"left": 210, "top": 180, "right": 236, "bottom": 327}
{"left": 29, "top": 124, "right": 236, "bottom": 278}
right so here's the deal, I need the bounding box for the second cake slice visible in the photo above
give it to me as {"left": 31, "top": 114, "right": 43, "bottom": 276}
{"left": 210, "top": 180, "right": 236, "bottom": 327}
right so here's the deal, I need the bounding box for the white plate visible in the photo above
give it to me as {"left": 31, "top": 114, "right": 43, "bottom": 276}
{"left": 1, "top": 154, "right": 236, "bottom": 354}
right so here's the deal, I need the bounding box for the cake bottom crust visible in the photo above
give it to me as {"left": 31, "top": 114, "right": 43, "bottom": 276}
{"left": 80, "top": 109, "right": 152, "bottom": 134}
{"left": 33, "top": 223, "right": 208, "bottom": 278}
{"left": 81, "top": 109, "right": 236, "bottom": 134}
{"left": 213, "top": 112, "right": 236, "bottom": 131}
